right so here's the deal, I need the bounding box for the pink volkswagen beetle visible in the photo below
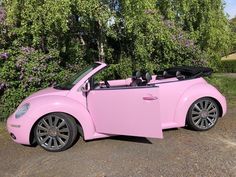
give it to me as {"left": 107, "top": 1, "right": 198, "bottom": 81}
{"left": 7, "top": 62, "right": 227, "bottom": 152}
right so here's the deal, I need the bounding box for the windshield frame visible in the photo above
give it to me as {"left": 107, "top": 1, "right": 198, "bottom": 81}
{"left": 54, "top": 63, "right": 100, "bottom": 90}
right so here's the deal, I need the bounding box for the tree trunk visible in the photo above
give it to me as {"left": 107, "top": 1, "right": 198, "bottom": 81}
{"left": 98, "top": 40, "right": 105, "bottom": 62}
{"left": 97, "top": 20, "right": 105, "bottom": 62}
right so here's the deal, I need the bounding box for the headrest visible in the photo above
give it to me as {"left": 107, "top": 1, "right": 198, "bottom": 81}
{"left": 163, "top": 71, "right": 168, "bottom": 76}
{"left": 136, "top": 71, "right": 141, "bottom": 78}
{"left": 132, "top": 71, "right": 141, "bottom": 79}
{"left": 145, "top": 72, "right": 152, "bottom": 82}
{"left": 176, "top": 70, "right": 185, "bottom": 80}
{"left": 142, "top": 72, "right": 152, "bottom": 82}
{"left": 176, "top": 71, "right": 181, "bottom": 77}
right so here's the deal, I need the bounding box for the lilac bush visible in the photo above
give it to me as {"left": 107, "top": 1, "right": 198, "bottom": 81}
{"left": 0, "top": 83, "right": 6, "bottom": 95}
{"left": 0, "top": 49, "right": 73, "bottom": 119}
{"left": 0, "top": 52, "right": 9, "bottom": 59}
{"left": 0, "top": 6, "right": 6, "bottom": 23}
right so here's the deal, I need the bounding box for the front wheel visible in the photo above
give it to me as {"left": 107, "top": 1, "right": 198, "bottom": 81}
{"left": 186, "top": 98, "right": 220, "bottom": 131}
{"left": 34, "top": 113, "right": 78, "bottom": 152}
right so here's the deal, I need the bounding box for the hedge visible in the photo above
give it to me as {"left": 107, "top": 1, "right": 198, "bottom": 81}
{"left": 221, "top": 60, "right": 236, "bottom": 73}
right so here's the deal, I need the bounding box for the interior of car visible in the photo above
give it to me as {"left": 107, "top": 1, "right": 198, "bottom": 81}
{"left": 130, "top": 71, "right": 152, "bottom": 86}
{"left": 89, "top": 66, "right": 213, "bottom": 90}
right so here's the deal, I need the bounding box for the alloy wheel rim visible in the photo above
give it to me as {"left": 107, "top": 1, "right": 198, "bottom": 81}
{"left": 36, "top": 115, "right": 70, "bottom": 150}
{"left": 191, "top": 100, "right": 218, "bottom": 129}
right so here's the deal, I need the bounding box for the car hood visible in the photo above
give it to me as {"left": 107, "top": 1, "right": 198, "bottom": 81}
{"left": 24, "top": 87, "right": 69, "bottom": 102}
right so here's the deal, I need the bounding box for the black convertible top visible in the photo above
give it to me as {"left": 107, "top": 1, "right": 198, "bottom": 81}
{"left": 156, "top": 66, "right": 213, "bottom": 80}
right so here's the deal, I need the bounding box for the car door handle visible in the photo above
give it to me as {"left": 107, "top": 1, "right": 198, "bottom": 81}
{"left": 143, "top": 96, "right": 158, "bottom": 100}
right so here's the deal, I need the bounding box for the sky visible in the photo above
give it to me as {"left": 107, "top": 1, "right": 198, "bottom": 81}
{"left": 225, "top": 0, "right": 236, "bottom": 19}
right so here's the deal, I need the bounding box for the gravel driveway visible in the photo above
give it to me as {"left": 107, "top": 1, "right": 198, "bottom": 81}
{"left": 0, "top": 105, "right": 235, "bottom": 177}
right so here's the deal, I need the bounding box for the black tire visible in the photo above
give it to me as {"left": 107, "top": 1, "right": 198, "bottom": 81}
{"left": 186, "top": 97, "right": 220, "bottom": 131}
{"left": 34, "top": 113, "right": 78, "bottom": 152}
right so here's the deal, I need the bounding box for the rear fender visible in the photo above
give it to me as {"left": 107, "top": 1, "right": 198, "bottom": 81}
{"left": 174, "top": 83, "right": 226, "bottom": 127}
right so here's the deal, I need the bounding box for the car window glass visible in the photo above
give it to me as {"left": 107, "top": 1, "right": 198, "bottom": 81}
{"left": 54, "top": 63, "right": 99, "bottom": 90}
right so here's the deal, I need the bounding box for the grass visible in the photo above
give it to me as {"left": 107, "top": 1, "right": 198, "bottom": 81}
{"left": 221, "top": 60, "right": 236, "bottom": 73}
{"left": 0, "top": 122, "right": 6, "bottom": 134}
{"left": 221, "top": 53, "right": 236, "bottom": 73}
{"left": 0, "top": 104, "right": 5, "bottom": 122}
{"left": 207, "top": 74, "right": 236, "bottom": 106}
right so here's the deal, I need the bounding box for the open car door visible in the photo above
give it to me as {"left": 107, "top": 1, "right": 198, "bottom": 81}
{"left": 87, "top": 85, "right": 163, "bottom": 138}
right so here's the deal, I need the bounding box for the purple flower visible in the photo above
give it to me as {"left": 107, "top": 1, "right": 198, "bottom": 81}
{"left": 21, "top": 47, "right": 35, "bottom": 54}
{"left": 0, "top": 52, "right": 9, "bottom": 59}
{"left": 15, "top": 62, "right": 21, "bottom": 69}
{"left": 0, "top": 82, "right": 6, "bottom": 91}
{"left": 177, "top": 33, "right": 184, "bottom": 40}
{"left": 164, "top": 20, "right": 174, "bottom": 28}
{"left": 185, "top": 39, "right": 194, "bottom": 47}
{"left": 28, "top": 77, "right": 33, "bottom": 83}
{"left": 19, "top": 72, "right": 24, "bottom": 80}
{"left": 0, "top": 7, "right": 6, "bottom": 23}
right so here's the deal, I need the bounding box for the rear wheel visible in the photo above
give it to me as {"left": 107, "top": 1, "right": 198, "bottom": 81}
{"left": 35, "top": 113, "right": 78, "bottom": 152}
{"left": 186, "top": 98, "right": 220, "bottom": 131}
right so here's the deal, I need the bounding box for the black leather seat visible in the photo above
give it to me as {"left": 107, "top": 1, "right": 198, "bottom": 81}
{"left": 140, "top": 72, "right": 152, "bottom": 86}
{"left": 176, "top": 71, "right": 185, "bottom": 80}
{"left": 130, "top": 71, "right": 142, "bottom": 86}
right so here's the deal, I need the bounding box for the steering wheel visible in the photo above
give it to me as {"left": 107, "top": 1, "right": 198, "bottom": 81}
{"left": 104, "top": 80, "right": 110, "bottom": 88}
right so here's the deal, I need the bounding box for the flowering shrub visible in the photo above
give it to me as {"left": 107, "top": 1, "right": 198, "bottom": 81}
{"left": 0, "top": 6, "right": 6, "bottom": 23}
{"left": 0, "top": 48, "right": 73, "bottom": 119}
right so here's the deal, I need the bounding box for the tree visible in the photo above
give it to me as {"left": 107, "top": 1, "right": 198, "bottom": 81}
{"left": 230, "top": 17, "right": 236, "bottom": 53}
{"left": 156, "top": 0, "right": 232, "bottom": 65}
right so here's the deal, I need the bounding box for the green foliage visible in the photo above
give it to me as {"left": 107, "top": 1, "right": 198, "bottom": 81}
{"left": 0, "top": 0, "right": 233, "bottom": 120}
{"left": 0, "top": 122, "right": 5, "bottom": 133}
{"left": 0, "top": 49, "right": 73, "bottom": 118}
{"left": 118, "top": 0, "right": 208, "bottom": 70}
{"left": 230, "top": 17, "right": 236, "bottom": 53}
{"left": 5, "top": 0, "right": 72, "bottom": 47}
{"left": 207, "top": 74, "right": 236, "bottom": 105}
{"left": 157, "top": 0, "right": 232, "bottom": 64}
{"left": 220, "top": 60, "right": 236, "bottom": 73}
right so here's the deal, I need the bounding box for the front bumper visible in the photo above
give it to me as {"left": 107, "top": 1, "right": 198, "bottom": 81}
{"left": 7, "top": 114, "right": 32, "bottom": 145}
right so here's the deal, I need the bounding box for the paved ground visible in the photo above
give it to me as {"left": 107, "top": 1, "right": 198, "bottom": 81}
{"left": 0, "top": 105, "right": 236, "bottom": 177}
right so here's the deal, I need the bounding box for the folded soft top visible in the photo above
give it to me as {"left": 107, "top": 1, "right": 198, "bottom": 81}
{"left": 156, "top": 66, "right": 213, "bottom": 80}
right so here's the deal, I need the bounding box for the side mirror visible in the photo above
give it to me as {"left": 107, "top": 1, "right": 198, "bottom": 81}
{"left": 81, "top": 86, "right": 89, "bottom": 93}
{"left": 81, "top": 81, "right": 90, "bottom": 93}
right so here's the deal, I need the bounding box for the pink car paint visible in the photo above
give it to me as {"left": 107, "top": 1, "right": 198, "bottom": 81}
{"left": 7, "top": 62, "right": 227, "bottom": 145}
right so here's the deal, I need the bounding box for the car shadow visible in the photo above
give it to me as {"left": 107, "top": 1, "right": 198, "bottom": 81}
{"left": 86, "top": 135, "right": 153, "bottom": 144}
{"left": 163, "top": 128, "right": 179, "bottom": 132}
{"left": 87, "top": 128, "right": 182, "bottom": 144}
{"left": 109, "top": 135, "right": 153, "bottom": 144}
{"left": 182, "top": 126, "right": 194, "bottom": 131}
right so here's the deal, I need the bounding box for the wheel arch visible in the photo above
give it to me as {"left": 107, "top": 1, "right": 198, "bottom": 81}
{"left": 26, "top": 96, "right": 97, "bottom": 145}
{"left": 174, "top": 83, "right": 226, "bottom": 127}
{"left": 29, "top": 112, "right": 85, "bottom": 145}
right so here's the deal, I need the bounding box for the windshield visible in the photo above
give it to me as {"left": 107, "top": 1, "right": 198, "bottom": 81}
{"left": 54, "top": 63, "right": 100, "bottom": 90}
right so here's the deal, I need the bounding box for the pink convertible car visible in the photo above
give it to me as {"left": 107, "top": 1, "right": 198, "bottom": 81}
{"left": 7, "top": 62, "right": 227, "bottom": 152}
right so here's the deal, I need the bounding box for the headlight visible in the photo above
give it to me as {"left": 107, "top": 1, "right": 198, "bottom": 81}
{"left": 15, "top": 103, "right": 30, "bottom": 119}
